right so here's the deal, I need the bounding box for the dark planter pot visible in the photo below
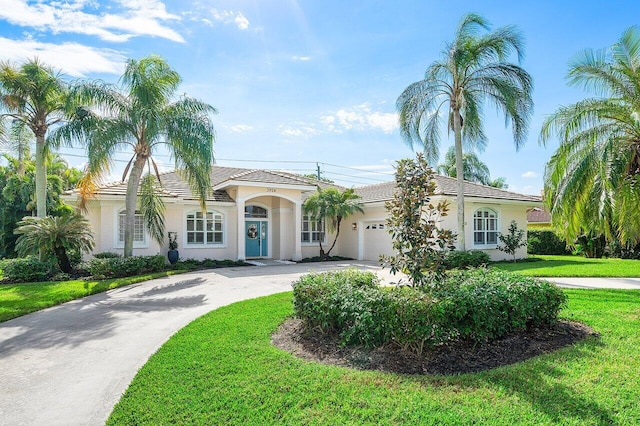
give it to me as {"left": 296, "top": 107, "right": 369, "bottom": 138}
{"left": 167, "top": 249, "right": 179, "bottom": 264}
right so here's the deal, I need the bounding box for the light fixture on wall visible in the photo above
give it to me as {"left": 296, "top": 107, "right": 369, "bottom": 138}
{"left": 351, "top": 223, "right": 357, "bottom": 230}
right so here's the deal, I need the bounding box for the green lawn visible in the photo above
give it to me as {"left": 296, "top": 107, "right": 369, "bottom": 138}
{"left": 108, "top": 290, "right": 640, "bottom": 425}
{"left": 493, "top": 255, "right": 640, "bottom": 277}
{"left": 0, "top": 271, "right": 185, "bottom": 322}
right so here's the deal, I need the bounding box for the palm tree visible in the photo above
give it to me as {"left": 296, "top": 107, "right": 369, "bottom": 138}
{"left": 0, "top": 119, "right": 32, "bottom": 176}
{"left": 396, "top": 13, "right": 533, "bottom": 249}
{"left": 52, "top": 55, "right": 216, "bottom": 257}
{"left": 14, "top": 213, "right": 95, "bottom": 273}
{"left": 0, "top": 59, "right": 68, "bottom": 217}
{"left": 437, "top": 146, "right": 491, "bottom": 185}
{"left": 488, "top": 177, "right": 508, "bottom": 189}
{"left": 540, "top": 26, "right": 640, "bottom": 247}
{"left": 303, "top": 187, "right": 364, "bottom": 258}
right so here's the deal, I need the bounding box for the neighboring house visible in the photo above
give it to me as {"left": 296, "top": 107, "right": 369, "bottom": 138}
{"left": 527, "top": 206, "right": 552, "bottom": 229}
{"left": 63, "top": 166, "right": 541, "bottom": 262}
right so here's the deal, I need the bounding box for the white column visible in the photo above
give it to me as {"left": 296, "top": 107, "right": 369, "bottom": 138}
{"left": 237, "top": 198, "right": 245, "bottom": 260}
{"left": 293, "top": 200, "right": 302, "bottom": 261}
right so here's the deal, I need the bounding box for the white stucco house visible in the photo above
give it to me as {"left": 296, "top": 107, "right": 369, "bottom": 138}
{"left": 63, "top": 166, "right": 541, "bottom": 262}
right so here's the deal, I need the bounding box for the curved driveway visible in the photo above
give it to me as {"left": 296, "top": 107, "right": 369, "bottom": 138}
{"left": 0, "top": 261, "right": 398, "bottom": 426}
{"left": 1, "top": 262, "right": 638, "bottom": 426}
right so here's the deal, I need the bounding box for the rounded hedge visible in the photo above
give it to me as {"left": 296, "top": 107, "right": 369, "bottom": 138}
{"left": 292, "top": 269, "right": 567, "bottom": 355}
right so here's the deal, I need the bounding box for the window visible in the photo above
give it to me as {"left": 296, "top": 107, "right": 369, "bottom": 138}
{"left": 118, "top": 210, "right": 145, "bottom": 244}
{"left": 301, "top": 215, "right": 324, "bottom": 243}
{"left": 186, "top": 211, "right": 224, "bottom": 245}
{"left": 473, "top": 208, "right": 498, "bottom": 246}
{"left": 245, "top": 205, "right": 268, "bottom": 218}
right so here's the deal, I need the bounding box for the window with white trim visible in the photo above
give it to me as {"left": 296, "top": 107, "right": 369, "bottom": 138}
{"left": 186, "top": 211, "right": 224, "bottom": 245}
{"left": 301, "top": 215, "right": 324, "bottom": 243}
{"left": 473, "top": 208, "right": 498, "bottom": 246}
{"left": 118, "top": 210, "right": 145, "bottom": 244}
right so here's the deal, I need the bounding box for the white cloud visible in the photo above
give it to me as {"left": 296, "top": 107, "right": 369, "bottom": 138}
{"left": 292, "top": 56, "right": 311, "bottom": 61}
{"left": 0, "top": 37, "right": 125, "bottom": 76}
{"left": 0, "top": 0, "right": 184, "bottom": 43}
{"left": 321, "top": 103, "right": 398, "bottom": 134}
{"left": 229, "top": 124, "right": 253, "bottom": 133}
{"left": 210, "top": 9, "right": 250, "bottom": 30}
{"left": 277, "top": 123, "right": 320, "bottom": 138}
{"left": 521, "top": 171, "right": 539, "bottom": 178}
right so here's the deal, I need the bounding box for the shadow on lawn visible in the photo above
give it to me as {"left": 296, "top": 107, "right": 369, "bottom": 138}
{"left": 494, "top": 258, "right": 604, "bottom": 271}
{"left": 435, "top": 336, "right": 613, "bottom": 424}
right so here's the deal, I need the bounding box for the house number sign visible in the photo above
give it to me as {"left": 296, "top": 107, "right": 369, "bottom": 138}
{"left": 266, "top": 188, "right": 277, "bottom": 193}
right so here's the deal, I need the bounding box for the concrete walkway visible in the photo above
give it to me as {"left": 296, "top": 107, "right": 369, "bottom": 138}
{"left": 0, "top": 261, "right": 397, "bottom": 426}
{"left": 1, "top": 263, "right": 638, "bottom": 426}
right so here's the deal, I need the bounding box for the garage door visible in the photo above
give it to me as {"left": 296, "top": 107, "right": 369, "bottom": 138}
{"left": 362, "top": 221, "right": 395, "bottom": 261}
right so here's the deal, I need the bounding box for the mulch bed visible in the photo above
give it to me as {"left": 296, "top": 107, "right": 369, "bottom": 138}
{"left": 271, "top": 318, "right": 598, "bottom": 375}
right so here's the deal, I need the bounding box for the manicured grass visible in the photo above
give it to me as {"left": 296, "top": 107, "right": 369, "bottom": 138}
{"left": 493, "top": 255, "right": 640, "bottom": 277}
{"left": 0, "top": 270, "right": 185, "bottom": 322}
{"left": 108, "top": 290, "right": 640, "bottom": 425}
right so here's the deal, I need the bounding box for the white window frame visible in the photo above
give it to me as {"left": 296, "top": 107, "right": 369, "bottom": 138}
{"left": 115, "top": 209, "right": 148, "bottom": 248}
{"left": 473, "top": 208, "right": 498, "bottom": 248}
{"left": 185, "top": 210, "right": 225, "bottom": 247}
{"left": 301, "top": 215, "right": 325, "bottom": 244}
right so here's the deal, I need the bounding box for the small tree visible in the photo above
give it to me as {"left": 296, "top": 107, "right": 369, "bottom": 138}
{"left": 303, "top": 187, "right": 364, "bottom": 258}
{"left": 381, "top": 154, "right": 456, "bottom": 287}
{"left": 498, "top": 220, "right": 527, "bottom": 262}
{"left": 14, "top": 213, "right": 95, "bottom": 273}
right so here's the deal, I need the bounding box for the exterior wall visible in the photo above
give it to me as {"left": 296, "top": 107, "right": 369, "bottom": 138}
{"left": 438, "top": 197, "right": 530, "bottom": 261}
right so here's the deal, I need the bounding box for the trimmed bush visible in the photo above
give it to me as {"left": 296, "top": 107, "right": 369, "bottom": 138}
{"left": 528, "top": 230, "right": 569, "bottom": 255}
{"left": 93, "top": 252, "right": 122, "bottom": 259}
{"left": 444, "top": 250, "right": 490, "bottom": 269}
{"left": 86, "top": 255, "right": 166, "bottom": 278}
{"left": 292, "top": 268, "right": 567, "bottom": 355}
{"left": 1, "top": 256, "right": 52, "bottom": 282}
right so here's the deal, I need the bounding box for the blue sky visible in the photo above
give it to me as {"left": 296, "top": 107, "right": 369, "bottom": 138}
{"left": 0, "top": 1, "right": 638, "bottom": 193}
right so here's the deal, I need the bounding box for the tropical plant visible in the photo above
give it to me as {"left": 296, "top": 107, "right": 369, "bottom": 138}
{"left": 396, "top": 13, "right": 533, "bottom": 250}
{"left": 437, "top": 146, "right": 491, "bottom": 184}
{"left": 488, "top": 176, "right": 508, "bottom": 189}
{"left": 51, "top": 55, "right": 216, "bottom": 257}
{"left": 14, "top": 213, "right": 95, "bottom": 273}
{"left": 540, "top": 26, "right": 640, "bottom": 248}
{"left": 0, "top": 58, "right": 68, "bottom": 218}
{"left": 498, "top": 220, "right": 527, "bottom": 262}
{"left": 381, "top": 154, "right": 456, "bottom": 287}
{"left": 303, "top": 187, "right": 364, "bottom": 258}
{"left": 0, "top": 119, "right": 32, "bottom": 176}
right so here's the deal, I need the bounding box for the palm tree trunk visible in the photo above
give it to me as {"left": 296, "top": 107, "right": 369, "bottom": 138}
{"left": 325, "top": 219, "right": 341, "bottom": 257}
{"left": 124, "top": 156, "right": 146, "bottom": 257}
{"left": 453, "top": 108, "right": 466, "bottom": 250}
{"left": 35, "top": 135, "right": 47, "bottom": 218}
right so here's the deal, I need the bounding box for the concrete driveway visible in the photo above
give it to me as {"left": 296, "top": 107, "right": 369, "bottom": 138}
{"left": 1, "top": 262, "right": 638, "bottom": 426}
{"left": 0, "top": 261, "right": 397, "bottom": 426}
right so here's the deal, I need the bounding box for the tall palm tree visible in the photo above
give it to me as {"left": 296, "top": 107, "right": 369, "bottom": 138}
{"left": 52, "top": 55, "right": 216, "bottom": 257}
{"left": 437, "top": 146, "right": 491, "bottom": 185}
{"left": 540, "top": 26, "right": 640, "bottom": 247}
{"left": 396, "top": 13, "right": 533, "bottom": 249}
{"left": 303, "top": 187, "right": 364, "bottom": 258}
{"left": 0, "top": 59, "right": 68, "bottom": 217}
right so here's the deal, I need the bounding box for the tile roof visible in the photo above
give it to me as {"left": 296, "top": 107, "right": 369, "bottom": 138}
{"left": 354, "top": 175, "right": 542, "bottom": 204}
{"left": 212, "top": 166, "right": 315, "bottom": 187}
{"left": 527, "top": 207, "right": 551, "bottom": 223}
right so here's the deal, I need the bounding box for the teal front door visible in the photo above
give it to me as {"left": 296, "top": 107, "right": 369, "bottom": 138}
{"left": 245, "top": 221, "right": 268, "bottom": 257}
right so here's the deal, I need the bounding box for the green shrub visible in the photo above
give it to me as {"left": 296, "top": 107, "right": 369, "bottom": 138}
{"left": 93, "top": 252, "right": 122, "bottom": 259}
{"left": 527, "top": 230, "right": 569, "bottom": 255}
{"left": 1, "top": 256, "right": 53, "bottom": 282}
{"left": 86, "top": 255, "right": 166, "bottom": 278}
{"left": 292, "top": 268, "right": 567, "bottom": 355}
{"left": 444, "top": 250, "right": 490, "bottom": 269}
